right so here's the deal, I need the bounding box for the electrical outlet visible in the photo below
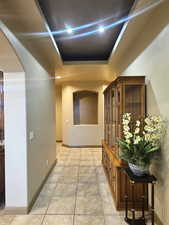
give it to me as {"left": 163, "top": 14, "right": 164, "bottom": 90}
{"left": 46, "top": 160, "right": 49, "bottom": 166}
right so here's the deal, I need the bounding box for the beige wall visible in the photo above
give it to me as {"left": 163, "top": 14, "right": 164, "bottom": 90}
{"left": 56, "top": 86, "right": 62, "bottom": 141}
{"left": 62, "top": 82, "right": 106, "bottom": 147}
{"left": 122, "top": 23, "right": 169, "bottom": 225}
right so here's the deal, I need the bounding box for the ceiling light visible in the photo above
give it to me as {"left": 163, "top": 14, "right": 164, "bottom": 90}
{"left": 56, "top": 76, "right": 61, "bottom": 79}
{"left": 67, "top": 27, "right": 73, "bottom": 34}
{"left": 98, "top": 26, "right": 105, "bottom": 33}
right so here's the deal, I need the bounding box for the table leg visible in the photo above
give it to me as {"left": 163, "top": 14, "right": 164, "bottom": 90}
{"left": 142, "top": 183, "right": 145, "bottom": 220}
{"left": 125, "top": 174, "right": 128, "bottom": 221}
{"left": 142, "top": 195, "right": 145, "bottom": 219}
{"left": 131, "top": 182, "right": 135, "bottom": 225}
{"left": 151, "top": 183, "right": 155, "bottom": 225}
{"left": 125, "top": 195, "right": 128, "bottom": 220}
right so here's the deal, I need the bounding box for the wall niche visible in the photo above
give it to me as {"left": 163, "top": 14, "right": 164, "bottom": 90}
{"left": 73, "top": 90, "right": 98, "bottom": 125}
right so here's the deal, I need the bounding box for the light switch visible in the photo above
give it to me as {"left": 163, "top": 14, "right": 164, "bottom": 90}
{"left": 29, "top": 131, "right": 34, "bottom": 140}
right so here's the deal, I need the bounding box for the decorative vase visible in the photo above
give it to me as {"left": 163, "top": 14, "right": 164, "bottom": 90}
{"left": 128, "top": 163, "right": 149, "bottom": 176}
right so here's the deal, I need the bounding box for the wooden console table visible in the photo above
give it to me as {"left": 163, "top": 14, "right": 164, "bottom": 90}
{"left": 123, "top": 168, "right": 157, "bottom": 225}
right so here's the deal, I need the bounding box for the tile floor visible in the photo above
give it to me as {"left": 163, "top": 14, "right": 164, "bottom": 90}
{"left": 0, "top": 144, "right": 153, "bottom": 225}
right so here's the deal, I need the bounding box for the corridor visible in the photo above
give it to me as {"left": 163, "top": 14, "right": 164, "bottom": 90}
{"left": 0, "top": 144, "right": 124, "bottom": 225}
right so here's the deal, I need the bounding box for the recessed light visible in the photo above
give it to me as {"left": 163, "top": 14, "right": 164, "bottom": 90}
{"left": 67, "top": 27, "right": 73, "bottom": 34}
{"left": 56, "top": 76, "right": 61, "bottom": 79}
{"left": 98, "top": 26, "right": 105, "bottom": 33}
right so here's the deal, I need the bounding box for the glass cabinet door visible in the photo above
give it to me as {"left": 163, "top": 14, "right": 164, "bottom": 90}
{"left": 115, "top": 86, "right": 122, "bottom": 154}
{"left": 110, "top": 88, "right": 116, "bottom": 147}
{"left": 104, "top": 92, "right": 109, "bottom": 144}
{"left": 124, "top": 85, "right": 145, "bottom": 120}
{"left": 107, "top": 88, "right": 111, "bottom": 146}
{"left": 116, "top": 87, "right": 122, "bottom": 142}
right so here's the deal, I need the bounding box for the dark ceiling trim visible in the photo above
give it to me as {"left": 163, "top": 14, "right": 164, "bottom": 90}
{"left": 63, "top": 60, "right": 108, "bottom": 65}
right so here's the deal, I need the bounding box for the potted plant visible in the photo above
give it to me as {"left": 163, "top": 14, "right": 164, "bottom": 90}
{"left": 118, "top": 113, "right": 164, "bottom": 176}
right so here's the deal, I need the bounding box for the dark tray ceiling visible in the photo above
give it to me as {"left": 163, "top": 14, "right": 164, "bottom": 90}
{"left": 38, "top": 0, "right": 135, "bottom": 61}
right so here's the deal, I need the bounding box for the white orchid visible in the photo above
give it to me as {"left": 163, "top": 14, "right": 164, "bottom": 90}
{"left": 119, "top": 113, "right": 164, "bottom": 169}
{"left": 136, "top": 120, "right": 141, "bottom": 127}
{"left": 125, "top": 132, "right": 133, "bottom": 139}
{"left": 123, "top": 125, "right": 130, "bottom": 132}
{"left": 126, "top": 139, "right": 131, "bottom": 144}
{"left": 143, "top": 115, "right": 164, "bottom": 146}
{"left": 144, "top": 133, "right": 151, "bottom": 142}
{"left": 134, "top": 136, "right": 142, "bottom": 144}
{"left": 134, "top": 127, "right": 140, "bottom": 134}
{"left": 121, "top": 113, "right": 163, "bottom": 147}
{"left": 122, "top": 119, "right": 130, "bottom": 125}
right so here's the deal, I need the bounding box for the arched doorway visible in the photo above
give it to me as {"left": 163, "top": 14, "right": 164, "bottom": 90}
{"left": 0, "top": 30, "right": 24, "bottom": 210}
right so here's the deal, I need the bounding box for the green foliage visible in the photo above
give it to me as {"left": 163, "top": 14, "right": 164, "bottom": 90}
{"left": 118, "top": 139, "right": 159, "bottom": 168}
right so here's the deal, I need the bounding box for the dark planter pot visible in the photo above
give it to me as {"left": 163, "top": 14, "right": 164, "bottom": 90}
{"left": 129, "top": 163, "right": 149, "bottom": 176}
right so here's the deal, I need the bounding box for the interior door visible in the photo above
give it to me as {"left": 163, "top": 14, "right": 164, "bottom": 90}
{"left": 0, "top": 71, "right": 5, "bottom": 197}
{"left": 0, "top": 71, "right": 4, "bottom": 144}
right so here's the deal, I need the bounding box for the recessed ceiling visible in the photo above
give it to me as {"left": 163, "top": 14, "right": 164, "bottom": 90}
{"left": 37, "top": 0, "right": 135, "bottom": 61}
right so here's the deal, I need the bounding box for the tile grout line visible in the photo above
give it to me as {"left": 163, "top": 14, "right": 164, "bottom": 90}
{"left": 96, "top": 165, "right": 107, "bottom": 225}
{"left": 73, "top": 151, "right": 81, "bottom": 225}
{"left": 40, "top": 214, "right": 46, "bottom": 225}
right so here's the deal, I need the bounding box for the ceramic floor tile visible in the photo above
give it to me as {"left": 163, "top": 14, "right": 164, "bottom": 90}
{"left": 102, "top": 196, "right": 117, "bottom": 215}
{"left": 68, "top": 156, "right": 81, "bottom": 160}
{"left": 78, "top": 174, "right": 97, "bottom": 183}
{"left": 77, "top": 183, "right": 99, "bottom": 197}
{"left": 39, "top": 183, "right": 56, "bottom": 197}
{"left": 58, "top": 175, "right": 78, "bottom": 184}
{"left": 10, "top": 215, "right": 43, "bottom": 225}
{"left": 63, "top": 167, "right": 79, "bottom": 172}
{"left": 57, "top": 161, "right": 66, "bottom": 166}
{"left": 46, "top": 175, "right": 61, "bottom": 184}
{"left": 80, "top": 156, "right": 93, "bottom": 160}
{"left": 62, "top": 171, "right": 78, "bottom": 177}
{"left": 96, "top": 167, "right": 104, "bottom": 173}
{"left": 30, "top": 196, "right": 50, "bottom": 214}
{"left": 93, "top": 161, "right": 102, "bottom": 166}
{"left": 74, "top": 215, "right": 105, "bottom": 225}
{"left": 79, "top": 161, "right": 94, "bottom": 166}
{"left": 79, "top": 167, "right": 97, "bottom": 175}
{"left": 65, "top": 161, "right": 80, "bottom": 166}
{"left": 52, "top": 166, "right": 65, "bottom": 173}
{"left": 104, "top": 215, "right": 123, "bottom": 225}
{"left": 47, "top": 197, "right": 76, "bottom": 214}
{"left": 0, "top": 215, "right": 15, "bottom": 225}
{"left": 99, "top": 183, "right": 112, "bottom": 199}
{"left": 97, "top": 174, "right": 108, "bottom": 183}
{"left": 53, "top": 183, "right": 77, "bottom": 197}
{"left": 42, "top": 215, "right": 74, "bottom": 225}
{"left": 93, "top": 159, "right": 102, "bottom": 162}
{"left": 75, "top": 196, "right": 104, "bottom": 215}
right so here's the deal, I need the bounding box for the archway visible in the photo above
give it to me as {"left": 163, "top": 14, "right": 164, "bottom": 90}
{"left": 0, "top": 30, "right": 24, "bottom": 209}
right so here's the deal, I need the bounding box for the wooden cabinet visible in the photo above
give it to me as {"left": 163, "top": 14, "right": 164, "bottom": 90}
{"left": 102, "top": 76, "right": 148, "bottom": 210}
